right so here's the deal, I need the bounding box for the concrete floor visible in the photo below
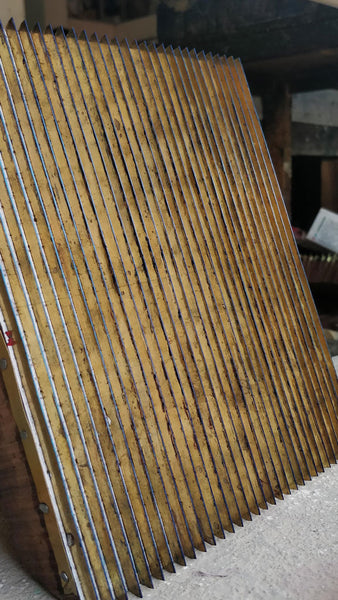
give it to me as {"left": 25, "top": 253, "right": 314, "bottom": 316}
{"left": 0, "top": 519, "right": 53, "bottom": 600}
{"left": 1, "top": 356, "right": 337, "bottom": 600}
{"left": 140, "top": 462, "right": 338, "bottom": 600}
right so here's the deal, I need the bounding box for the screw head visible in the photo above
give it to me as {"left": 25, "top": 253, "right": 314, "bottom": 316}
{"left": 60, "top": 571, "right": 69, "bottom": 583}
{"left": 0, "top": 358, "right": 7, "bottom": 370}
{"left": 38, "top": 502, "right": 49, "bottom": 514}
{"left": 66, "top": 532, "right": 75, "bottom": 547}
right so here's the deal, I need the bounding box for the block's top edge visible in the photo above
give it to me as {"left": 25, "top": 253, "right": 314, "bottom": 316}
{"left": 3, "top": 18, "right": 241, "bottom": 61}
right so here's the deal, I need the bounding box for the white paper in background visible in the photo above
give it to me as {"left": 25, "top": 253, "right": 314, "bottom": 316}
{"left": 306, "top": 208, "right": 338, "bottom": 253}
{"left": 332, "top": 355, "right": 338, "bottom": 375}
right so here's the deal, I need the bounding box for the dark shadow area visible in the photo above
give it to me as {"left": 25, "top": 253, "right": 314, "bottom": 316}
{"left": 291, "top": 155, "right": 321, "bottom": 232}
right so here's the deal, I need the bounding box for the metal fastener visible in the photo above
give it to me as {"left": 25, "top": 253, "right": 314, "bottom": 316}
{"left": 60, "top": 572, "right": 69, "bottom": 583}
{"left": 38, "top": 502, "right": 49, "bottom": 514}
{"left": 66, "top": 532, "right": 75, "bottom": 547}
{"left": 0, "top": 358, "right": 7, "bottom": 370}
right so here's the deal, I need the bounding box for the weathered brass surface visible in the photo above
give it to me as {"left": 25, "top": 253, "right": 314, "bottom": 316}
{"left": 0, "top": 20, "right": 337, "bottom": 600}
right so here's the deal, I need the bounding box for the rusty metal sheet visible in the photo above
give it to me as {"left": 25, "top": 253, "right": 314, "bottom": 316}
{"left": 0, "top": 20, "right": 337, "bottom": 600}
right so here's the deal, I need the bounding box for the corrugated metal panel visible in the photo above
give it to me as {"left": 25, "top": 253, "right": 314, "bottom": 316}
{"left": 0, "top": 19, "right": 337, "bottom": 600}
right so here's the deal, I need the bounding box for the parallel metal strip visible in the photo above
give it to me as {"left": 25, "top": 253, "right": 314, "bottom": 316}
{"left": 15, "top": 29, "right": 154, "bottom": 596}
{"left": 8, "top": 25, "right": 143, "bottom": 596}
{"left": 192, "top": 49, "right": 328, "bottom": 470}
{"left": 161, "top": 44, "right": 306, "bottom": 490}
{"left": 107, "top": 37, "right": 243, "bottom": 533}
{"left": 91, "top": 32, "right": 230, "bottom": 544}
{"left": 137, "top": 43, "right": 272, "bottom": 516}
{"left": 167, "top": 47, "right": 307, "bottom": 487}
{"left": 2, "top": 24, "right": 131, "bottom": 600}
{"left": 41, "top": 25, "right": 185, "bottom": 580}
{"left": 40, "top": 24, "right": 179, "bottom": 577}
{"left": 202, "top": 51, "right": 331, "bottom": 474}
{"left": 99, "top": 39, "right": 233, "bottom": 540}
{"left": 0, "top": 107, "right": 103, "bottom": 600}
{"left": 64, "top": 28, "right": 219, "bottom": 552}
{"left": 159, "top": 43, "right": 294, "bottom": 497}
{"left": 182, "top": 49, "right": 328, "bottom": 476}
{"left": 61, "top": 28, "right": 207, "bottom": 561}
{"left": 105, "top": 36, "right": 261, "bottom": 528}
{"left": 19, "top": 22, "right": 154, "bottom": 595}
{"left": 0, "top": 22, "right": 337, "bottom": 600}
{"left": 49, "top": 26, "right": 186, "bottom": 577}
{"left": 84, "top": 30, "right": 226, "bottom": 545}
{"left": 6, "top": 19, "right": 164, "bottom": 596}
{"left": 118, "top": 38, "right": 257, "bottom": 523}
{"left": 25, "top": 24, "right": 177, "bottom": 584}
{"left": 0, "top": 51, "right": 105, "bottom": 600}
{"left": 0, "top": 112, "right": 95, "bottom": 600}
{"left": 146, "top": 40, "right": 283, "bottom": 498}
{"left": 227, "top": 58, "right": 338, "bottom": 458}
{"left": 50, "top": 26, "right": 198, "bottom": 566}
{"left": 229, "top": 58, "right": 338, "bottom": 408}
{"left": 100, "top": 40, "right": 238, "bottom": 538}
{"left": 135, "top": 42, "right": 271, "bottom": 512}
{"left": 25, "top": 24, "right": 159, "bottom": 591}
{"left": 120, "top": 38, "right": 248, "bottom": 528}
{"left": 139, "top": 41, "right": 278, "bottom": 506}
{"left": 172, "top": 46, "right": 324, "bottom": 480}
{"left": 61, "top": 25, "right": 209, "bottom": 564}
{"left": 209, "top": 54, "right": 336, "bottom": 458}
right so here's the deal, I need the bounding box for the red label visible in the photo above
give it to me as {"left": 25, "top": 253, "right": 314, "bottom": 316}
{"left": 5, "top": 331, "right": 16, "bottom": 346}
